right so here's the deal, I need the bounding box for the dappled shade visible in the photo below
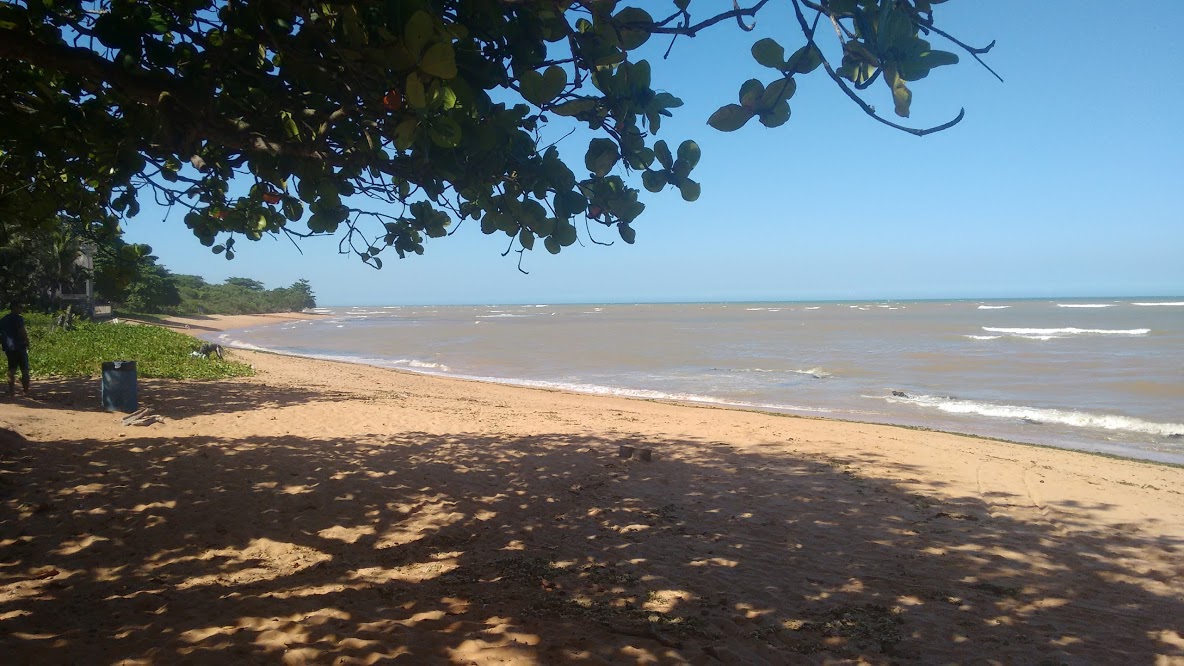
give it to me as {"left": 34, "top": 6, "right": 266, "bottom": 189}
{"left": 2, "top": 419, "right": 1181, "bottom": 662}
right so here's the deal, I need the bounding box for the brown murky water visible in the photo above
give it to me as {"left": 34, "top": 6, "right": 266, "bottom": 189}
{"left": 219, "top": 299, "right": 1184, "bottom": 463}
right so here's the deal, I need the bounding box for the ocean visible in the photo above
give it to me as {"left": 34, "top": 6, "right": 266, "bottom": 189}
{"left": 214, "top": 299, "right": 1184, "bottom": 465}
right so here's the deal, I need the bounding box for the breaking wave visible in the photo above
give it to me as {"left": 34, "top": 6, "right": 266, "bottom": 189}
{"left": 982, "top": 327, "right": 1150, "bottom": 340}
{"left": 879, "top": 393, "right": 1184, "bottom": 438}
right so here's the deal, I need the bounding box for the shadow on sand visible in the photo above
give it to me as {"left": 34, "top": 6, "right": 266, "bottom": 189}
{"left": 1, "top": 420, "right": 1181, "bottom": 662}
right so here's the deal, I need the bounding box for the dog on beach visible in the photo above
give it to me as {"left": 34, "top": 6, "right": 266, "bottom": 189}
{"left": 192, "top": 343, "right": 224, "bottom": 360}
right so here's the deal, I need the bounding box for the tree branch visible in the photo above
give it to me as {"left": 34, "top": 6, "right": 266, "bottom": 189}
{"left": 644, "top": 0, "right": 771, "bottom": 37}
{"left": 789, "top": 0, "right": 964, "bottom": 137}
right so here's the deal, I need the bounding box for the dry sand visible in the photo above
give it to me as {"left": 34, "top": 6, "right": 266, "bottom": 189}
{"left": 1, "top": 313, "right": 1182, "bottom": 664}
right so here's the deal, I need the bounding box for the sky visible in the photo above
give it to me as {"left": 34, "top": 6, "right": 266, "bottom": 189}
{"left": 121, "top": 1, "right": 1184, "bottom": 305}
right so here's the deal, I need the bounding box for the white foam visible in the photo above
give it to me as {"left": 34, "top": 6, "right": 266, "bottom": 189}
{"left": 1056, "top": 303, "right": 1115, "bottom": 308}
{"left": 804, "top": 306, "right": 821, "bottom": 310}
{"left": 983, "top": 327, "right": 1150, "bottom": 337}
{"left": 977, "top": 305, "right": 1011, "bottom": 310}
{"left": 476, "top": 313, "right": 533, "bottom": 318}
{"left": 964, "top": 335, "right": 1001, "bottom": 340}
{"left": 882, "top": 394, "right": 1184, "bottom": 438}
{"left": 1132, "top": 301, "right": 1184, "bottom": 306}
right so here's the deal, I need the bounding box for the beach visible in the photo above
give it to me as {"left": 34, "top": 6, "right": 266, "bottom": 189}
{"left": 2, "top": 313, "right": 1182, "bottom": 664}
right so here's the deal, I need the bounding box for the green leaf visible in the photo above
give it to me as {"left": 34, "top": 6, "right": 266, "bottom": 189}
{"left": 554, "top": 190, "right": 587, "bottom": 218}
{"left": 420, "top": 41, "right": 457, "bottom": 79}
{"left": 554, "top": 220, "right": 578, "bottom": 246}
{"left": 519, "top": 70, "right": 547, "bottom": 106}
{"left": 550, "top": 98, "right": 598, "bottom": 117}
{"left": 282, "top": 198, "right": 303, "bottom": 221}
{"left": 542, "top": 65, "right": 568, "bottom": 100}
{"left": 751, "top": 38, "right": 785, "bottom": 69}
{"left": 544, "top": 237, "right": 561, "bottom": 254}
{"left": 760, "top": 78, "right": 796, "bottom": 107}
{"left": 404, "top": 11, "right": 433, "bottom": 56}
{"left": 920, "top": 49, "right": 959, "bottom": 68}
{"left": 707, "top": 104, "right": 755, "bottom": 132}
{"left": 885, "top": 66, "right": 912, "bottom": 117}
{"left": 394, "top": 118, "right": 418, "bottom": 150}
{"left": 654, "top": 140, "right": 673, "bottom": 169}
{"left": 519, "top": 228, "right": 535, "bottom": 250}
{"left": 585, "top": 138, "right": 619, "bottom": 177}
{"left": 614, "top": 7, "right": 653, "bottom": 50}
{"left": 641, "top": 170, "right": 667, "bottom": 193}
{"left": 406, "top": 73, "right": 426, "bottom": 108}
{"left": 428, "top": 117, "right": 462, "bottom": 148}
{"left": 618, "top": 223, "right": 636, "bottom": 244}
{"left": 678, "top": 179, "right": 701, "bottom": 202}
{"left": 676, "top": 140, "right": 701, "bottom": 170}
{"left": 739, "top": 79, "right": 765, "bottom": 109}
{"left": 786, "top": 44, "right": 823, "bottom": 74}
{"left": 758, "top": 100, "right": 791, "bottom": 128}
{"left": 280, "top": 111, "right": 300, "bottom": 140}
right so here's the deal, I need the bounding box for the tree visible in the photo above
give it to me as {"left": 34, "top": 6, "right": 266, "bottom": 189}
{"left": 125, "top": 262, "right": 182, "bottom": 312}
{"left": 224, "top": 277, "right": 267, "bottom": 291}
{"left": 0, "top": 218, "right": 88, "bottom": 307}
{"left": 0, "top": 0, "right": 993, "bottom": 269}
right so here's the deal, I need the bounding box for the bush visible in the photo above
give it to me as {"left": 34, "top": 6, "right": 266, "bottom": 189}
{"left": 25, "top": 313, "right": 254, "bottom": 380}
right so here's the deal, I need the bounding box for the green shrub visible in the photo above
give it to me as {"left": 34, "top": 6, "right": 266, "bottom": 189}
{"left": 25, "top": 314, "right": 254, "bottom": 380}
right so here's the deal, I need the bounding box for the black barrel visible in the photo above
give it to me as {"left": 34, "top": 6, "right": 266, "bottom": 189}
{"left": 101, "top": 360, "right": 138, "bottom": 412}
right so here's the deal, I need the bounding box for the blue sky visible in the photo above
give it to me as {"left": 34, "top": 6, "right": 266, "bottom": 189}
{"left": 122, "top": 1, "right": 1184, "bottom": 305}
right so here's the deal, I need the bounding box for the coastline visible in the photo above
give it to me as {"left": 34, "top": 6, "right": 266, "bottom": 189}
{"left": 2, "top": 312, "right": 1182, "bottom": 662}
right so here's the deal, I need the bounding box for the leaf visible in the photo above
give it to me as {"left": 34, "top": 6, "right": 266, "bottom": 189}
{"left": 544, "top": 237, "right": 561, "bottom": 254}
{"left": 758, "top": 100, "right": 791, "bottom": 127}
{"left": 761, "top": 77, "right": 796, "bottom": 107}
{"left": 641, "top": 170, "right": 667, "bottom": 193}
{"left": 541, "top": 65, "right": 568, "bottom": 100}
{"left": 920, "top": 49, "right": 959, "bottom": 68}
{"left": 420, "top": 41, "right": 457, "bottom": 79}
{"left": 404, "top": 11, "right": 433, "bottom": 56}
{"left": 584, "top": 138, "right": 619, "bottom": 177}
{"left": 554, "top": 220, "right": 578, "bottom": 246}
{"left": 676, "top": 140, "right": 701, "bottom": 170}
{"left": 280, "top": 111, "right": 300, "bottom": 140}
{"left": 678, "top": 179, "right": 701, "bottom": 202}
{"left": 519, "top": 228, "right": 535, "bottom": 250}
{"left": 618, "top": 223, "right": 636, "bottom": 244}
{"left": 428, "top": 117, "right": 462, "bottom": 148}
{"left": 751, "top": 38, "right": 785, "bottom": 69}
{"left": 885, "top": 66, "right": 912, "bottom": 117}
{"left": 614, "top": 7, "right": 653, "bottom": 50}
{"left": 550, "top": 98, "right": 598, "bottom": 117}
{"left": 707, "top": 104, "right": 755, "bottom": 132}
{"left": 654, "top": 140, "right": 673, "bottom": 169}
{"left": 405, "top": 73, "right": 426, "bottom": 108}
{"left": 282, "top": 198, "right": 303, "bottom": 221}
{"left": 519, "top": 70, "right": 547, "bottom": 105}
{"left": 739, "top": 79, "right": 765, "bottom": 109}
{"left": 554, "top": 190, "right": 587, "bottom": 218}
{"left": 786, "top": 44, "right": 823, "bottom": 74}
{"left": 394, "top": 118, "right": 418, "bottom": 150}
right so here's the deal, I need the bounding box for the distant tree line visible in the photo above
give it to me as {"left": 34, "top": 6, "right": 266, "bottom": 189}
{"left": 0, "top": 219, "right": 314, "bottom": 315}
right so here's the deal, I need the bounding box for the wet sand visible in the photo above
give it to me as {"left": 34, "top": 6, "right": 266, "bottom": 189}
{"left": 1, "top": 313, "right": 1181, "bottom": 663}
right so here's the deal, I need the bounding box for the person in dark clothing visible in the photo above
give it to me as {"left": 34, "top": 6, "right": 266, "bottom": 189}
{"left": 1, "top": 302, "right": 30, "bottom": 396}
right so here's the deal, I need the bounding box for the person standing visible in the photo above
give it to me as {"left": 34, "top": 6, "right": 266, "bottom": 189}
{"left": 1, "top": 302, "right": 30, "bottom": 397}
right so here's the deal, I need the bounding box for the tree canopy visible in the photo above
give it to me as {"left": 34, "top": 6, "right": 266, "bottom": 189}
{"left": 0, "top": 0, "right": 993, "bottom": 269}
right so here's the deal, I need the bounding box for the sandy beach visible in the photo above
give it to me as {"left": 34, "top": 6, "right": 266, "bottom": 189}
{"left": 2, "top": 314, "right": 1182, "bottom": 664}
